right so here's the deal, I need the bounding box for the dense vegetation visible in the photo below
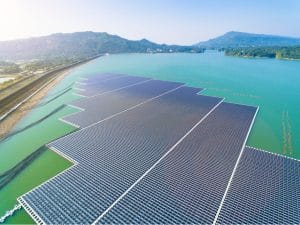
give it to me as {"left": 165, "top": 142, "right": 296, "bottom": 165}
{"left": 196, "top": 31, "right": 300, "bottom": 49}
{"left": 195, "top": 31, "right": 300, "bottom": 60}
{"left": 0, "top": 32, "right": 204, "bottom": 61}
{"left": 0, "top": 58, "right": 80, "bottom": 75}
{"left": 0, "top": 61, "right": 21, "bottom": 74}
{"left": 224, "top": 46, "right": 300, "bottom": 60}
{"left": 22, "top": 58, "right": 78, "bottom": 72}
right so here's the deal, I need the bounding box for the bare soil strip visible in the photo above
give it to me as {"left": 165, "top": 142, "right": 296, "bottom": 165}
{"left": 0, "top": 56, "right": 99, "bottom": 138}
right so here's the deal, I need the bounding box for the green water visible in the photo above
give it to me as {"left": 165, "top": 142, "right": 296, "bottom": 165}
{"left": 1, "top": 51, "right": 299, "bottom": 223}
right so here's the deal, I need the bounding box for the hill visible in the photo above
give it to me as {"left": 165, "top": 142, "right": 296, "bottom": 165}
{"left": 0, "top": 32, "right": 203, "bottom": 61}
{"left": 225, "top": 46, "right": 300, "bottom": 60}
{"left": 196, "top": 31, "right": 300, "bottom": 48}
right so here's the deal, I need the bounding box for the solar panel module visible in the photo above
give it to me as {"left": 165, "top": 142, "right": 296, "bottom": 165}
{"left": 74, "top": 73, "right": 126, "bottom": 97}
{"left": 98, "top": 103, "right": 258, "bottom": 224}
{"left": 19, "top": 79, "right": 224, "bottom": 224}
{"left": 216, "top": 146, "right": 300, "bottom": 224}
{"left": 17, "top": 74, "right": 299, "bottom": 225}
{"left": 64, "top": 79, "right": 185, "bottom": 127}
{"left": 74, "top": 75, "right": 151, "bottom": 97}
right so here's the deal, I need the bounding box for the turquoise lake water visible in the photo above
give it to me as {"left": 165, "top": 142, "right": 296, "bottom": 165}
{"left": 1, "top": 51, "right": 300, "bottom": 223}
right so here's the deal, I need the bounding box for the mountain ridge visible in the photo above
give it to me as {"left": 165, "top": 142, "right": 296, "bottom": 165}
{"left": 196, "top": 31, "right": 300, "bottom": 48}
{"left": 2, "top": 31, "right": 300, "bottom": 61}
{"left": 0, "top": 31, "right": 203, "bottom": 60}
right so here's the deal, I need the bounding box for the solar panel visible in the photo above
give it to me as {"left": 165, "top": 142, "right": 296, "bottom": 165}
{"left": 83, "top": 73, "right": 125, "bottom": 81}
{"left": 74, "top": 76, "right": 151, "bottom": 97}
{"left": 20, "top": 74, "right": 293, "bottom": 224}
{"left": 75, "top": 73, "right": 125, "bottom": 90}
{"left": 98, "top": 103, "right": 257, "bottom": 224}
{"left": 64, "top": 80, "right": 185, "bottom": 127}
{"left": 216, "top": 146, "right": 300, "bottom": 224}
{"left": 20, "top": 85, "right": 222, "bottom": 224}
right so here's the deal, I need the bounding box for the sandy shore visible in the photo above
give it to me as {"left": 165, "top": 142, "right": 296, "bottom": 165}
{"left": 0, "top": 68, "right": 73, "bottom": 138}
{"left": 0, "top": 54, "right": 100, "bottom": 139}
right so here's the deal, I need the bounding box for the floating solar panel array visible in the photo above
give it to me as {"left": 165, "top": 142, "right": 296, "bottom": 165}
{"left": 216, "top": 146, "right": 300, "bottom": 224}
{"left": 17, "top": 73, "right": 300, "bottom": 224}
{"left": 98, "top": 103, "right": 257, "bottom": 224}
{"left": 74, "top": 74, "right": 151, "bottom": 97}
{"left": 65, "top": 79, "right": 185, "bottom": 127}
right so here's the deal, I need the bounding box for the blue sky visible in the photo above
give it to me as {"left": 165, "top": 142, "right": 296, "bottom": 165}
{"left": 0, "top": 0, "right": 299, "bottom": 44}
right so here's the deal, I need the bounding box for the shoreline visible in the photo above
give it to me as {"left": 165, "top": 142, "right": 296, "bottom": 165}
{"left": 0, "top": 58, "right": 95, "bottom": 139}
{"left": 225, "top": 53, "right": 300, "bottom": 61}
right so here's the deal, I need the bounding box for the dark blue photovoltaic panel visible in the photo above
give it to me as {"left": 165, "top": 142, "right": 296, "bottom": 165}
{"left": 216, "top": 147, "right": 300, "bottom": 224}
{"left": 65, "top": 80, "right": 185, "bottom": 127}
{"left": 21, "top": 86, "right": 222, "bottom": 224}
{"left": 20, "top": 74, "right": 292, "bottom": 225}
{"left": 75, "top": 73, "right": 124, "bottom": 89}
{"left": 98, "top": 103, "right": 257, "bottom": 224}
{"left": 81, "top": 73, "right": 124, "bottom": 83}
{"left": 75, "top": 76, "right": 151, "bottom": 97}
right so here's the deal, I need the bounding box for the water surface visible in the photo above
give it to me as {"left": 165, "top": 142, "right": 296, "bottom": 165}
{"left": 1, "top": 51, "right": 299, "bottom": 223}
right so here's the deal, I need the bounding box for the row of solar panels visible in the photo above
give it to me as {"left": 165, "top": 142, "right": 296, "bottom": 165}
{"left": 18, "top": 73, "right": 300, "bottom": 224}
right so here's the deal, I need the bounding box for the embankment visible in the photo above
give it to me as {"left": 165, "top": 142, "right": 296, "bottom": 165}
{"left": 0, "top": 55, "right": 99, "bottom": 138}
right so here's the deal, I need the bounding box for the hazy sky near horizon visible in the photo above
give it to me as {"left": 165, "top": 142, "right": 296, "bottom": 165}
{"left": 0, "top": 0, "right": 300, "bottom": 44}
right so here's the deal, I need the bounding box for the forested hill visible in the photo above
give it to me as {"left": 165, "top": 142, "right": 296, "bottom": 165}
{"left": 225, "top": 46, "right": 300, "bottom": 60}
{"left": 196, "top": 31, "right": 300, "bottom": 48}
{"left": 0, "top": 32, "right": 203, "bottom": 60}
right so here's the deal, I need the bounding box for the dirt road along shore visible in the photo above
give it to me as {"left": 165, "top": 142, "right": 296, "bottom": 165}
{"left": 0, "top": 69, "right": 72, "bottom": 138}
{"left": 0, "top": 55, "right": 100, "bottom": 139}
